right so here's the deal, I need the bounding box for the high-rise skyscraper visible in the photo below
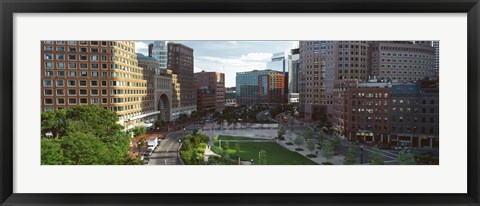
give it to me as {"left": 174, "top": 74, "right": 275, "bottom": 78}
{"left": 151, "top": 41, "right": 168, "bottom": 70}
{"left": 236, "top": 69, "right": 285, "bottom": 105}
{"left": 299, "top": 41, "right": 369, "bottom": 123}
{"left": 167, "top": 42, "right": 196, "bottom": 119}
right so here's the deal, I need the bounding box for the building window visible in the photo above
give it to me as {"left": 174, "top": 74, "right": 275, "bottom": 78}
{"left": 45, "top": 62, "right": 53, "bottom": 68}
{"left": 79, "top": 89, "right": 87, "bottom": 95}
{"left": 44, "top": 53, "right": 53, "bottom": 60}
{"left": 80, "top": 63, "right": 88, "bottom": 69}
{"left": 91, "top": 72, "right": 99, "bottom": 77}
{"left": 44, "top": 89, "right": 53, "bottom": 96}
{"left": 68, "top": 89, "right": 76, "bottom": 96}
{"left": 91, "top": 63, "right": 99, "bottom": 69}
{"left": 101, "top": 81, "right": 107, "bottom": 86}
{"left": 56, "top": 89, "right": 64, "bottom": 96}
{"left": 91, "top": 89, "right": 99, "bottom": 95}
{"left": 80, "top": 98, "right": 88, "bottom": 104}
{"left": 57, "top": 71, "right": 65, "bottom": 77}
{"left": 68, "top": 80, "right": 76, "bottom": 86}
{"left": 57, "top": 62, "right": 65, "bottom": 69}
{"left": 91, "top": 55, "right": 99, "bottom": 61}
{"left": 43, "top": 80, "right": 52, "bottom": 87}
{"left": 69, "top": 71, "right": 76, "bottom": 77}
{"left": 44, "top": 99, "right": 54, "bottom": 105}
{"left": 91, "top": 80, "right": 98, "bottom": 86}
{"left": 57, "top": 54, "right": 65, "bottom": 60}
{"left": 68, "top": 98, "right": 77, "bottom": 105}
{"left": 102, "top": 98, "right": 107, "bottom": 104}
{"left": 91, "top": 98, "right": 99, "bottom": 104}
{"left": 56, "top": 80, "right": 64, "bottom": 86}
{"left": 68, "top": 54, "right": 76, "bottom": 60}
{"left": 57, "top": 98, "right": 65, "bottom": 105}
{"left": 68, "top": 63, "right": 77, "bottom": 69}
{"left": 45, "top": 71, "right": 54, "bottom": 76}
{"left": 80, "top": 71, "right": 88, "bottom": 77}
{"left": 79, "top": 80, "right": 87, "bottom": 87}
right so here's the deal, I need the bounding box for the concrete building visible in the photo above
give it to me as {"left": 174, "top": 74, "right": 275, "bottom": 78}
{"left": 258, "top": 73, "right": 286, "bottom": 104}
{"left": 433, "top": 41, "right": 439, "bottom": 71}
{"left": 267, "top": 52, "right": 288, "bottom": 73}
{"left": 299, "top": 41, "right": 369, "bottom": 124}
{"left": 288, "top": 48, "right": 300, "bottom": 103}
{"left": 389, "top": 80, "right": 439, "bottom": 148}
{"left": 333, "top": 79, "right": 391, "bottom": 143}
{"left": 225, "top": 87, "right": 236, "bottom": 107}
{"left": 236, "top": 69, "right": 284, "bottom": 105}
{"left": 368, "top": 41, "right": 436, "bottom": 82}
{"left": 194, "top": 71, "right": 225, "bottom": 112}
{"left": 167, "top": 42, "right": 197, "bottom": 119}
{"left": 41, "top": 41, "right": 154, "bottom": 129}
{"left": 137, "top": 53, "right": 173, "bottom": 122}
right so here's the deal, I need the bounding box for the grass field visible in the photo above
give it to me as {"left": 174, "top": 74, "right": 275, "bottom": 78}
{"left": 218, "top": 135, "right": 265, "bottom": 141}
{"left": 217, "top": 135, "right": 317, "bottom": 165}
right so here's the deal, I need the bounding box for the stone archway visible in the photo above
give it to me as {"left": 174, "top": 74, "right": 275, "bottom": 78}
{"left": 158, "top": 93, "right": 171, "bottom": 122}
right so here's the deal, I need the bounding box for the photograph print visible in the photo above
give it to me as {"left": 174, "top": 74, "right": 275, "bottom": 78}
{"left": 40, "top": 40, "right": 439, "bottom": 165}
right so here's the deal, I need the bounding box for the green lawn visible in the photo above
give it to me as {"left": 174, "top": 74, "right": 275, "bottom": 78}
{"left": 218, "top": 135, "right": 265, "bottom": 141}
{"left": 222, "top": 141, "right": 317, "bottom": 165}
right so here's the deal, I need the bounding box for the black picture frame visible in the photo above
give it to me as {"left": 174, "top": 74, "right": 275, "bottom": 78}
{"left": 1, "top": 0, "right": 479, "bottom": 205}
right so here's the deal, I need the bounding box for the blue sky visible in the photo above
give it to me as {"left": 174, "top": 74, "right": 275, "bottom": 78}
{"left": 135, "top": 41, "right": 298, "bottom": 87}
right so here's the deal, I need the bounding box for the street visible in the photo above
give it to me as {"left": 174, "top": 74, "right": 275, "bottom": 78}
{"left": 149, "top": 131, "right": 184, "bottom": 165}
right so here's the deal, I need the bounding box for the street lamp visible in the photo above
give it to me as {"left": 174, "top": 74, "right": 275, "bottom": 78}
{"left": 183, "top": 128, "right": 186, "bottom": 134}
{"left": 360, "top": 145, "right": 364, "bottom": 165}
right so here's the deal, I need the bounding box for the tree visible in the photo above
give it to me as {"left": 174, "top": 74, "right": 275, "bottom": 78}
{"left": 222, "top": 141, "right": 230, "bottom": 150}
{"left": 258, "top": 150, "right": 267, "bottom": 165}
{"left": 277, "top": 126, "right": 286, "bottom": 139}
{"left": 399, "top": 149, "right": 416, "bottom": 165}
{"left": 235, "top": 143, "right": 241, "bottom": 156}
{"left": 331, "top": 137, "right": 341, "bottom": 155}
{"left": 369, "top": 146, "right": 385, "bottom": 165}
{"left": 306, "top": 139, "right": 316, "bottom": 155}
{"left": 60, "top": 132, "right": 108, "bottom": 165}
{"left": 293, "top": 134, "right": 305, "bottom": 147}
{"left": 213, "top": 134, "right": 219, "bottom": 146}
{"left": 154, "top": 120, "right": 163, "bottom": 131}
{"left": 316, "top": 131, "right": 326, "bottom": 144}
{"left": 304, "top": 128, "right": 315, "bottom": 139}
{"left": 322, "top": 141, "right": 335, "bottom": 160}
{"left": 131, "top": 126, "right": 147, "bottom": 137}
{"left": 137, "top": 139, "right": 147, "bottom": 154}
{"left": 41, "top": 138, "right": 65, "bottom": 165}
{"left": 344, "top": 146, "right": 356, "bottom": 165}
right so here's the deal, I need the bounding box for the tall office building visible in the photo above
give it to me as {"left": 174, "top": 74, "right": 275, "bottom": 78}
{"left": 41, "top": 41, "right": 152, "bottom": 129}
{"left": 151, "top": 41, "right": 168, "bottom": 70}
{"left": 288, "top": 48, "right": 300, "bottom": 103}
{"left": 194, "top": 71, "right": 225, "bottom": 112}
{"left": 258, "top": 73, "right": 286, "bottom": 104}
{"left": 266, "top": 52, "right": 288, "bottom": 72}
{"left": 299, "top": 41, "right": 369, "bottom": 123}
{"left": 167, "top": 42, "right": 197, "bottom": 119}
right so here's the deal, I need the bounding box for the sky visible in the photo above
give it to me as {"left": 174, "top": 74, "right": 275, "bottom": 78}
{"left": 135, "top": 41, "right": 298, "bottom": 87}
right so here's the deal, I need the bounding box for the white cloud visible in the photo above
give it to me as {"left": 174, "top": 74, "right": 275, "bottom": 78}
{"left": 135, "top": 41, "right": 149, "bottom": 55}
{"left": 239, "top": 53, "right": 272, "bottom": 62}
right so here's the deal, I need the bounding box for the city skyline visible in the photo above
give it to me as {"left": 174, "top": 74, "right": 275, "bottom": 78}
{"left": 136, "top": 41, "right": 298, "bottom": 87}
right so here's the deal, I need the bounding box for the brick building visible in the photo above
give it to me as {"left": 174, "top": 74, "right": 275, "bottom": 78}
{"left": 194, "top": 71, "right": 225, "bottom": 112}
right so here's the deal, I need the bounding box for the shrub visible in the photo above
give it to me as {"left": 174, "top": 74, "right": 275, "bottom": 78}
{"left": 295, "top": 148, "right": 304, "bottom": 151}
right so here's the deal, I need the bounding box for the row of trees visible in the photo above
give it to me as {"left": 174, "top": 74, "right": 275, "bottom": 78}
{"left": 179, "top": 130, "right": 210, "bottom": 165}
{"left": 41, "top": 106, "right": 141, "bottom": 165}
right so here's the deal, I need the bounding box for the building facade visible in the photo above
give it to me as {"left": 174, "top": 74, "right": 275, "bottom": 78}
{"left": 167, "top": 42, "right": 197, "bottom": 119}
{"left": 368, "top": 41, "right": 436, "bottom": 82}
{"left": 225, "top": 87, "right": 236, "bottom": 107}
{"left": 258, "top": 73, "right": 286, "bottom": 104}
{"left": 299, "top": 41, "right": 369, "bottom": 124}
{"left": 41, "top": 41, "right": 153, "bottom": 129}
{"left": 194, "top": 71, "right": 225, "bottom": 112}
{"left": 137, "top": 53, "right": 173, "bottom": 122}
{"left": 150, "top": 41, "right": 168, "bottom": 70}
{"left": 288, "top": 48, "right": 300, "bottom": 104}
{"left": 236, "top": 70, "right": 283, "bottom": 105}
{"left": 389, "top": 81, "right": 439, "bottom": 148}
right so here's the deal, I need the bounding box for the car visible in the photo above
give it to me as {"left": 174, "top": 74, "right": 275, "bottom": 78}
{"left": 146, "top": 148, "right": 153, "bottom": 156}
